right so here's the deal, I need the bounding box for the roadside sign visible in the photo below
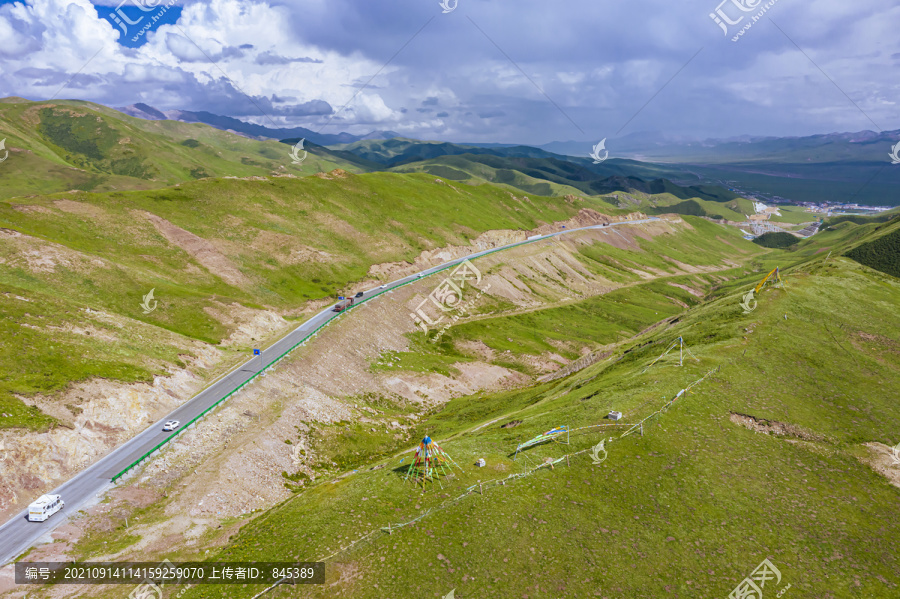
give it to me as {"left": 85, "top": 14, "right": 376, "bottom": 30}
{"left": 253, "top": 349, "right": 261, "bottom": 355}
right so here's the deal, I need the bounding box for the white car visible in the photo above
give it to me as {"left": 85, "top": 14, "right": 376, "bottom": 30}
{"left": 417, "top": 273, "right": 425, "bottom": 278}
{"left": 163, "top": 420, "right": 180, "bottom": 431}
{"left": 379, "top": 284, "right": 387, "bottom": 289}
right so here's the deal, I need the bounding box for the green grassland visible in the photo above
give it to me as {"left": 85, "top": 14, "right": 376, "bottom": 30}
{"left": 0, "top": 99, "right": 358, "bottom": 199}
{"left": 385, "top": 217, "right": 761, "bottom": 373}
{"left": 396, "top": 155, "right": 594, "bottom": 199}
{"left": 432, "top": 217, "right": 760, "bottom": 361}
{"left": 71, "top": 213, "right": 900, "bottom": 598}
{"left": 390, "top": 152, "right": 740, "bottom": 204}
{"left": 770, "top": 204, "right": 821, "bottom": 224}
{"left": 600, "top": 191, "right": 747, "bottom": 222}
{"left": 0, "top": 171, "right": 615, "bottom": 429}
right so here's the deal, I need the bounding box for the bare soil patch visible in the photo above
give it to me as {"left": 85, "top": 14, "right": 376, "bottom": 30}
{"left": 140, "top": 211, "right": 251, "bottom": 288}
{"left": 729, "top": 412, "right": 826, "bottom": 442}
{"left": 860, "top": 442, "right": 900, "bottom": 489}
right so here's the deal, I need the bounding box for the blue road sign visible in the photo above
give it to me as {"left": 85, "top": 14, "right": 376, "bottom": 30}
{"left": 253, "top": 349, "right": 261, "bottom": 355}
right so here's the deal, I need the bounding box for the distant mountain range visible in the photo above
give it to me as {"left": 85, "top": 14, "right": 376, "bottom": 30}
{"left": 0, "top": 98, "right": 740, "bottom": 213}
{"left": 543, "top": 129, "right": 900, "bottom": 164}
{"left": 116, "top": 103, "right": 401, "bottom": 146}
{"left": 4, "top": 97, "right": 898, "bottom": 207}
{"left": 117, "top": 102, "right": 900, "bottom": 167}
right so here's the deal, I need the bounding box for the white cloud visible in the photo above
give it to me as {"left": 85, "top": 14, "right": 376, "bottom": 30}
{"left": 0, "top": 0, "right": 897, "bottom": 140}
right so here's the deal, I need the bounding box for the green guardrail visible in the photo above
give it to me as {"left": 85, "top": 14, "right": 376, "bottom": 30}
{"left": 109, "top": 226, "right": 624, "bottom": 482}
{"left": 109, "top": 261, "right": 470, "bottom": 482}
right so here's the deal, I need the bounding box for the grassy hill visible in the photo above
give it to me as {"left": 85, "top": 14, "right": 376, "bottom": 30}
{"left": 0, "top": 99, "right": 360, "bottom": 200}
{"left": 752, "top": 232, "right": 800, "bottom": 249}
{"left": 103, "top": 214, "right": 899, "bottom": 599}
{"left": 844, "top": 218, "right": 900, "bottom": 278}
{"left": 0, "top": 99, "right": 756, "bottom": 215}
{"left": 0, "top": 171, "right": 610, "bottom": 430}
{"left": 390, "top": 152, "right": 740, "bottom": 204}
{"left": 331, "top": 138, "right": 744, "bottom": 204}
{"left": 330, "top": 138, "right": 578, "bottom": 167}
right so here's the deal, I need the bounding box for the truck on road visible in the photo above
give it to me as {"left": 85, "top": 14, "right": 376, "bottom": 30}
{"left": 332, "top": 298, "right": 354, "bottom": 312}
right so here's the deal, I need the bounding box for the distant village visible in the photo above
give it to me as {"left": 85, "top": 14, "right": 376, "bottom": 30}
{"left": 796, "top": 202, "right": 892, "bottom": 216}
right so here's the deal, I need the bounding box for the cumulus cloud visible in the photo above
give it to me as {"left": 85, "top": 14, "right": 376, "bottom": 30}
{"left": 0, "top": 0, "right": 896, "bottom": 141}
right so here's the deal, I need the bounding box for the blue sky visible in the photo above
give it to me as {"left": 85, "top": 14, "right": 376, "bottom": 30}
{"left": 0, "top": 0, "right": 898, "bottom": 144}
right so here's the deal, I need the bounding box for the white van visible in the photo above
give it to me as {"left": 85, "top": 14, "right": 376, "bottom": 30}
{"left": 28, "top": 494, "right": 64, "bottom": 522}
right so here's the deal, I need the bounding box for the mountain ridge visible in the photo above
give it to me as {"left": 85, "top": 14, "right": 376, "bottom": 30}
{"left": 115, "top": 102, "right": 402, "bottom": 145}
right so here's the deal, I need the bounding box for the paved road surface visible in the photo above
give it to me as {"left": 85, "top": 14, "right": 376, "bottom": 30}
{"left": 0, "top": 217, "right": 659, "bottom": 564}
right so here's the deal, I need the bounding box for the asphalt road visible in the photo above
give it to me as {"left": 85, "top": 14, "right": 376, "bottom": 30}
{"left": 0, "top": 217, "right": 659, "bottom": 565}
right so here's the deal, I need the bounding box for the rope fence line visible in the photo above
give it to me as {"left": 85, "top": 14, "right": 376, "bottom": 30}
{"left": 252, "top": 262, "right": 773, "bottom": 598}
{"left": 251, "top": 365, "right": 723, "bottom": 598}
{"left": 250, "top": 268, "right": 797, "bottom": 599}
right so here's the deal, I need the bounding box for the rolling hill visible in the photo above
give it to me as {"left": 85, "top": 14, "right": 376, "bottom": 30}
{"left": 0, "top": 169, "right": 620, "bottom": 431}
{"left": 0, "top": 98, "right": 362, "bottom": 200}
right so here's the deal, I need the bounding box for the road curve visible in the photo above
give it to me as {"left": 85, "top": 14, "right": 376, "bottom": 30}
{"left": 0, "top": 217, "right": 659, "bottom": 565}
